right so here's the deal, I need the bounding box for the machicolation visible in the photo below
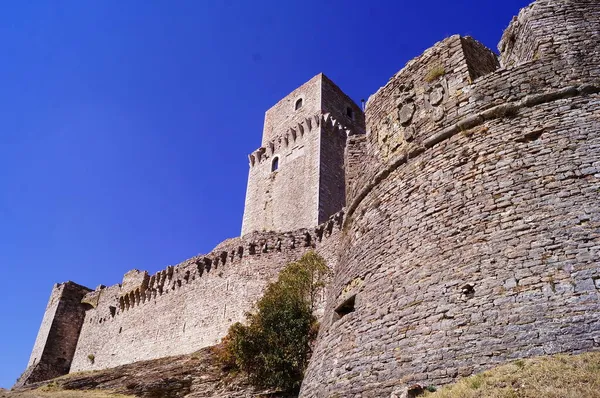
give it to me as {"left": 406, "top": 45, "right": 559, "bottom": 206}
{"left": 17, "top": 0, "right": 600, "bottom": 396}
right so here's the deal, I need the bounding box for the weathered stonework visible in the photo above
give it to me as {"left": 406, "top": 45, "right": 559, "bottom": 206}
{"left": 18, "top": 73, "right": 361, "bottom": 386}
{"left": 69, "top": 216, "right": 345, "bottom": 373}
{"left": 15, "top": 282, "right": 91, "bottom": 387}
{"left": 241, "top": 74, "right": 365, "bottom": 236}
{"left": 300, "top": 0, "right": 600, "bottom": 396}
{"left": 18, "top": 0, "right": 600, "bottom": 394}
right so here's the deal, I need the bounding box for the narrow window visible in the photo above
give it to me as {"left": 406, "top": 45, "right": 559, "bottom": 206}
{"left": 295, "top": 98, "right": 303, "bottom": 110}
{"left": 334, "top": 295, "right": 356, "bottom": 321}
{"left": 346, "top": 107, "right": 354, "bottom": 120}
{"left": 109, "top": 306, "right": 116, "bottom": 317}
{"left": 271, "top": 156, "right": 279, "bottom": 172}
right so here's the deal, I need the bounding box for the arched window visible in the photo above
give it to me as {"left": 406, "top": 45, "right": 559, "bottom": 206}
{"left": 346, "top": 106, "right": 354, "bottom": 120}
{"left": 295, "top": 98, "right": 303, "bottom": 110}
{"left": 271, "top": 156, "right": 279, "bottom": 172}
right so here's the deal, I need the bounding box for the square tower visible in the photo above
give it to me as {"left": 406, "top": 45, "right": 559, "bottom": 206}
{"left": 241, "top": 74, "right": 365, "bottom": 235}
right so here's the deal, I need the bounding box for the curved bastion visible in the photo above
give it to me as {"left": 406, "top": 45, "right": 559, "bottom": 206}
{"left": 301, "top": 0, "right": 600, "bottom": 396}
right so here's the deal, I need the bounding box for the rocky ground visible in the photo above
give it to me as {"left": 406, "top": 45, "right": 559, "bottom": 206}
{"left": 5, "top": 348, "right": 294, "bottom": 398}
{"left": 8, "top": 350, "right": 598, "bottom": 398}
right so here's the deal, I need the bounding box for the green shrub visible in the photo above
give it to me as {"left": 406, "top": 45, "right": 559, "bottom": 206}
{"left": 218, "top": 251, "right": 330, "bottom": 392}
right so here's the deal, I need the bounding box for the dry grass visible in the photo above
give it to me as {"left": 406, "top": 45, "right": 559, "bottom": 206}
{"left": 423, "top": 352, "right": 600, "bottom": 398}
{"left": 1, "top": 385, "right": 134, "bottom": 398}
{"left": 424, "top": 65, "right": 446, "bottom": 83}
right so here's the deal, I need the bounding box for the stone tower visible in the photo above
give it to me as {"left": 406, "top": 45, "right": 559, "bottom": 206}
{"left": 15, "top": 282, "right": 91, "bottom": 387}
{"left": 241, "top": 73, "right": 365, "bottom": 236}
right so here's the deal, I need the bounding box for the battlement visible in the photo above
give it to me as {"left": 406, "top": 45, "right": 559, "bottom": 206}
{"left": 262, "top": 74, "right": 364, "bottom": 146}
{"left": 83, "top": 211, "right": 344, "bottom": 318}
{"left": 365, "top": 35, "right": 498, "bottom": 161}
{"left": 64, "top": 211, "right": 344, "bottom": 373}
{"left": 19, "top": 0, "right": 600, "bottom": 392}
{"left": 248, "top": 111, "right": 355, "bottom": 169}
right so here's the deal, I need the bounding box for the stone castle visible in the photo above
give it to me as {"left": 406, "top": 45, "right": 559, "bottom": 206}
{"left": 18, "top": 0, "right": 600, "bottom": 396}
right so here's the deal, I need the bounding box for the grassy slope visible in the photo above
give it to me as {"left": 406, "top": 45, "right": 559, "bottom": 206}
{"left": 423, "top": 352, "right": 600, "bottom": 398}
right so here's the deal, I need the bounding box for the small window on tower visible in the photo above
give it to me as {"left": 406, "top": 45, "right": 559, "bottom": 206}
{"left": 271, "top": 157, "right": 279, "bottom": 172}
{"left": 295, "top": 98, "right": 303, "bottom": 110}
{"left": 346, "top": 107, "right": 354, "bottom": 120}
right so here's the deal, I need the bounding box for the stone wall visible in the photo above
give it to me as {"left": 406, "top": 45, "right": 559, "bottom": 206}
{"left": 16, "top": 282, "right": 91, "bottom": 387}
{"left": 300, "top": 0, "right": 600, "bottom": 396}
{"left": 69, "top": 213, "right": 344, "bottom": 373}
{"left": 19, "top": 0, "right": 600, "bottom": 392}
{"left": 499, "top": 0, "right": 600, "bottom": 68}
{"left": 319, "top": 75, "right": 365, "bottom": 224}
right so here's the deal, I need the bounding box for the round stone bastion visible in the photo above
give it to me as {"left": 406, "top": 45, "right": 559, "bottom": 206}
{"left": 300, "top": 0, "right": 600, "bottom": 396}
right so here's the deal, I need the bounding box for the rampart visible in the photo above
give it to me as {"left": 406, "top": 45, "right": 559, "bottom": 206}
{"left": 18, "top": 0, "right": 600, "bottom": 393}
{"left": 25, "top": 212, "right": 344, "bottom": 378}
{"left": 301, "top": 0, "right": 600, "bottom": 396}
{"left": 19, "top": 70, "right": 362, "bottom": 387}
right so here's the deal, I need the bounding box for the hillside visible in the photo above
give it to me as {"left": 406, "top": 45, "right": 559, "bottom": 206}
{"left": 5, "top": 352, "right": 600, "bottom": 398}
{"left": 6, "top": 347, "right": 293, "bottom": 398}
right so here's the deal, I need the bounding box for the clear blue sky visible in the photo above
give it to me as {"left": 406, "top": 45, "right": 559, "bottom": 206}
{"left": 0, "top": 0, "right": 531, "bottom": 388}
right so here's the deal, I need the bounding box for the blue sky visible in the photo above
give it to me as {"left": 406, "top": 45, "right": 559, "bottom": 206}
{"left": 0, "top": 0, "right": 531, "bottom": 388}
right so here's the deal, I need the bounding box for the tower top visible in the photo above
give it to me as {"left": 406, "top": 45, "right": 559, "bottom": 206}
{"left": 261, "top": 73, "right": 364, "bottom": 146}
{"left": 242, "top": 74, "right": 365, "bottom": 236}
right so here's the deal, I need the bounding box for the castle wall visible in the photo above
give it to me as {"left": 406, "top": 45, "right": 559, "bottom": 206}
{"left": 344, "top": 134, "right": 368, "bottom": 204}
{"left": 318, "top": 125, "right": 347, "bottom": 224}
{"left": 16, "top": 282, "right": 91, "bottom": 387}
{"left": 70, "top": 215, "right": 344, "bottom": 373}
{"left": 300, "top": 1, "right": 600, "bottom": 396}
{"left": 317, "top": 76, "right": 365, "bottom": 224}
{"left": 26, "top": 285, "right": 62, "bottom": 370}
{"left": 499, "top": 0, "right": 600, "bottom": 68}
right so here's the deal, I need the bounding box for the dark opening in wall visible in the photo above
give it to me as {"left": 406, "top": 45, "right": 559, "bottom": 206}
{"left": 271, "top": 156, "right": 279, "bottom": 172}
{"left": 516, "top": 129, "right": 545, "bottom": 143}
{"left": 334, "top": 295, "right": 356, "bottom": 321}
{"left": 295, "top": 98, "right": 303, "bottom": 110}
{"left": 346, "top": 107, "right": 354, "bottom": 120}
{"left": 109, "top": 306, "right": 116, "bottom": 318}
{"left": 461, "top": 283, "right": 475, "bottom": 299}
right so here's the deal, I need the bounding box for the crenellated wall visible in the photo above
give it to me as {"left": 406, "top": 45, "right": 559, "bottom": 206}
{"left": 300, "top": 1, "right": 600, "bottom": 396}
{"left": 19, "top": 73, "right": 360, "bottom": 388}
{"left": 68, "top": 212, "right": 344, "bottom": 373}
{"left": 19, "top": 0, "right": 600, "bottom": 392}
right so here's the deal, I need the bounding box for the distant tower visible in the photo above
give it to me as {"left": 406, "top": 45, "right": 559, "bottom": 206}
{"left": 241, "top": 74, "right": 365, "bottom": 235}
{"left": 15, "top": 282, "right": 91, "bottom": 387}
